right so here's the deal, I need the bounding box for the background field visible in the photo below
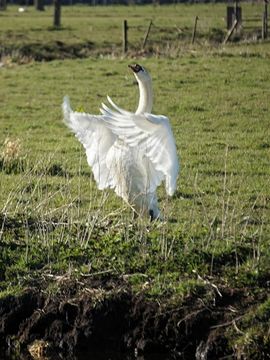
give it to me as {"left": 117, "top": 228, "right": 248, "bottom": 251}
{"left": 0, "top": 3, "right": 269, "bottom": 58}
{"left": 0, "top": 3, "right": 270, "bottom": 358}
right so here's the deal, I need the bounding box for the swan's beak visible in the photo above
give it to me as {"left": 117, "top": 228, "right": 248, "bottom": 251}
{"left": 128, "top": 64, "right": 142, "bottom": 73}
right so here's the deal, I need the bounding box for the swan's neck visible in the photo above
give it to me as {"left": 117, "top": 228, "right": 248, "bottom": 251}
{"left": 135, "top": 78, "right": 153, "bottom": 114}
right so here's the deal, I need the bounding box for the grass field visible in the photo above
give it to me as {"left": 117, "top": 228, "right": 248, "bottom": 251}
{"left": 0, "top": 2, "right": 269, "bottom": 58}
{"left": 0, "top": 3, "right": 270, "bottom": 358}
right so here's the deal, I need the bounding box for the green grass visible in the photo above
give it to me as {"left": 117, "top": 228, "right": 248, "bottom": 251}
{"left": 1, "top": 53, "right": 269, "bottom": 291}
{"left": 0, "top": 3, "right": 269, "bottom": 57}
{"left": 0, "top": 4, "right": 270, "bottom": 356}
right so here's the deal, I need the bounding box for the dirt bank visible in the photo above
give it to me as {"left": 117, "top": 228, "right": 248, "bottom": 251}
{"left": 0, "top": 41, "right": 107, "bottom": 63}
{"left": 0, "top": 276, "right": 265, "bottom": 359}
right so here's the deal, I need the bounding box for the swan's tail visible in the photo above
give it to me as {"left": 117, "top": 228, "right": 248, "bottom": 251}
{"left": 62, "top": 96, "right": 72, "bottom": 125}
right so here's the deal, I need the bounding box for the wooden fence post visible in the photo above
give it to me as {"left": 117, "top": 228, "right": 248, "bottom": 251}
{"left": 191, "top": 16, "right": 199, "bottom": 44}
{"left": 262, "top": 13, "right": 266, "bottom": 39}
{"left": 53, "top": 0, "right": 61, "bottom": 28}
{"left": 35, "top": 0, "right": 44, "bottom": 11}
{"left": 0, "top": 0, "right": 7, "bottom": 10}
{"left": 142, "top": 20, "right": 153, "bottom": 49}
{"left": 223, "top": 19, "right": 238, "bottom": 44}
{"left": 262, "top": 0, "right": 268, "bottom": 39}
{"left": 123, "top": 20, "right": 128, "bottom": 54}
{"left": 227, "top": 5, "right": 242, "bottom": 30}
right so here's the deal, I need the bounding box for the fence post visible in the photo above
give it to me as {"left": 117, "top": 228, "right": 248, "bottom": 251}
{"left": 53, "top": 0, "right": 61, "bottom": 28}
{"left": 123, "top": 20, "right": 128, "bottom": 54}
{"left": 142, "top": 20, "right": 153, "bottom": 49}
{"left": 0, "top": 0, "right": 7, "bottom": 10}
{"left": 35, "top": 0, "right": 44, "bottom": 11}
{"left": 263, "top": 0, "right": 268, "bottom": 39}
{"left": 223, "top": 19, "right": 238, "bottom": 44}
{"left": 262, "top": 13, "right": 266, "bottom": 40}
{"left": 191, "top": 16, "right": 199, "bottom": 44}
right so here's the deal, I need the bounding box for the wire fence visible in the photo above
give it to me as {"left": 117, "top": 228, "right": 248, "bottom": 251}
{"left": 121, "top": 8, "right": 268, "bottom": 53}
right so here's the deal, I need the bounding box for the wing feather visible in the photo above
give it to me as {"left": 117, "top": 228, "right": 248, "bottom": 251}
{"left": 63, "top": 96, "right": 179, "bottom": 196}
{"left": 63, "top": 96, "right": 117, "bottom": 190}
{"left": 101, "top": 102, "right": 179, "bottom": 195}
{"left": 106, "top": 96, "right": 132, "bottom": 116}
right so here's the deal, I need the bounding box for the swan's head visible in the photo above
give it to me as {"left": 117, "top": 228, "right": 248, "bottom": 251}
{"left": 128, "top": 64, "right": 151, "bottom": 83}
{"left": 129, "top": 63, "right": 153, "bottom": 114}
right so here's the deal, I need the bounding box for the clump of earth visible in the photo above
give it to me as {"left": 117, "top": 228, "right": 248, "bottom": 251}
{"left": 0, "top": 276, "right": 257, "bottom": 359}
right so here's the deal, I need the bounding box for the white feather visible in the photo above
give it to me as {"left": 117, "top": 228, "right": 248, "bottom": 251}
{"left": 63, "top": 65, "right": 179, "bottom": 219}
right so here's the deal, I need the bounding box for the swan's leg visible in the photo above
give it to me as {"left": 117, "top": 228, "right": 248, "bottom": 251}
{"left": 149, "top": 209, "right": 154, "bottom": 221}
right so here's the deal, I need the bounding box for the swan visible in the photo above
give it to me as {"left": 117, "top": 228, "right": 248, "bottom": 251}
{"left": 63, "top": 64, "right": 179, "bottom": 220}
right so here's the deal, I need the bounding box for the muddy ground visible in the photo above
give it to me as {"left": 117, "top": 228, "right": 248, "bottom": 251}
{"left": 0, "top": 276, "right": 265, "bottom": 360}
{"left": 0, "top": 41, "right": 99, "bottom": 62}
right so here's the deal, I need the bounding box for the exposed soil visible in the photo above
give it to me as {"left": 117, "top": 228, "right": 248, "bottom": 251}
{"left": 0, "top": 41, "right": 109, "bottom": 63}
{"left": 0, "top": 276, "right": 265, "bottom": 359}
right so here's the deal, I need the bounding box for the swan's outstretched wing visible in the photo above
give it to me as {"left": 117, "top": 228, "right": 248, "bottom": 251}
{"left": 106, "top": 96, "right": 131, "bottom": 116}
{"left": 63, "top": 96, "right": 116, "bottom": 190}
{"left": 100, "top": 103, "right": 179, "bottom": 196}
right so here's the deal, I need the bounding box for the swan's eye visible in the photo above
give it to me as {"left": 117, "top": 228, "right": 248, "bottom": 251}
{"left": 128, "top": 64, "right": 144, "bottom": 73}
{"left": 135, "top": 64, "right": 143, "bottom": 73}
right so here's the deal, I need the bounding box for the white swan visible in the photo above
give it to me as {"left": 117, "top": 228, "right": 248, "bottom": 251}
{"left": 63, "top": 64, "right": 179, "bottom": 220}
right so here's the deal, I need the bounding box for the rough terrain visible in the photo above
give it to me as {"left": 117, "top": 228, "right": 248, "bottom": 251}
{"left": 0, "top": 276, "right": 268, "bottom": 359}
